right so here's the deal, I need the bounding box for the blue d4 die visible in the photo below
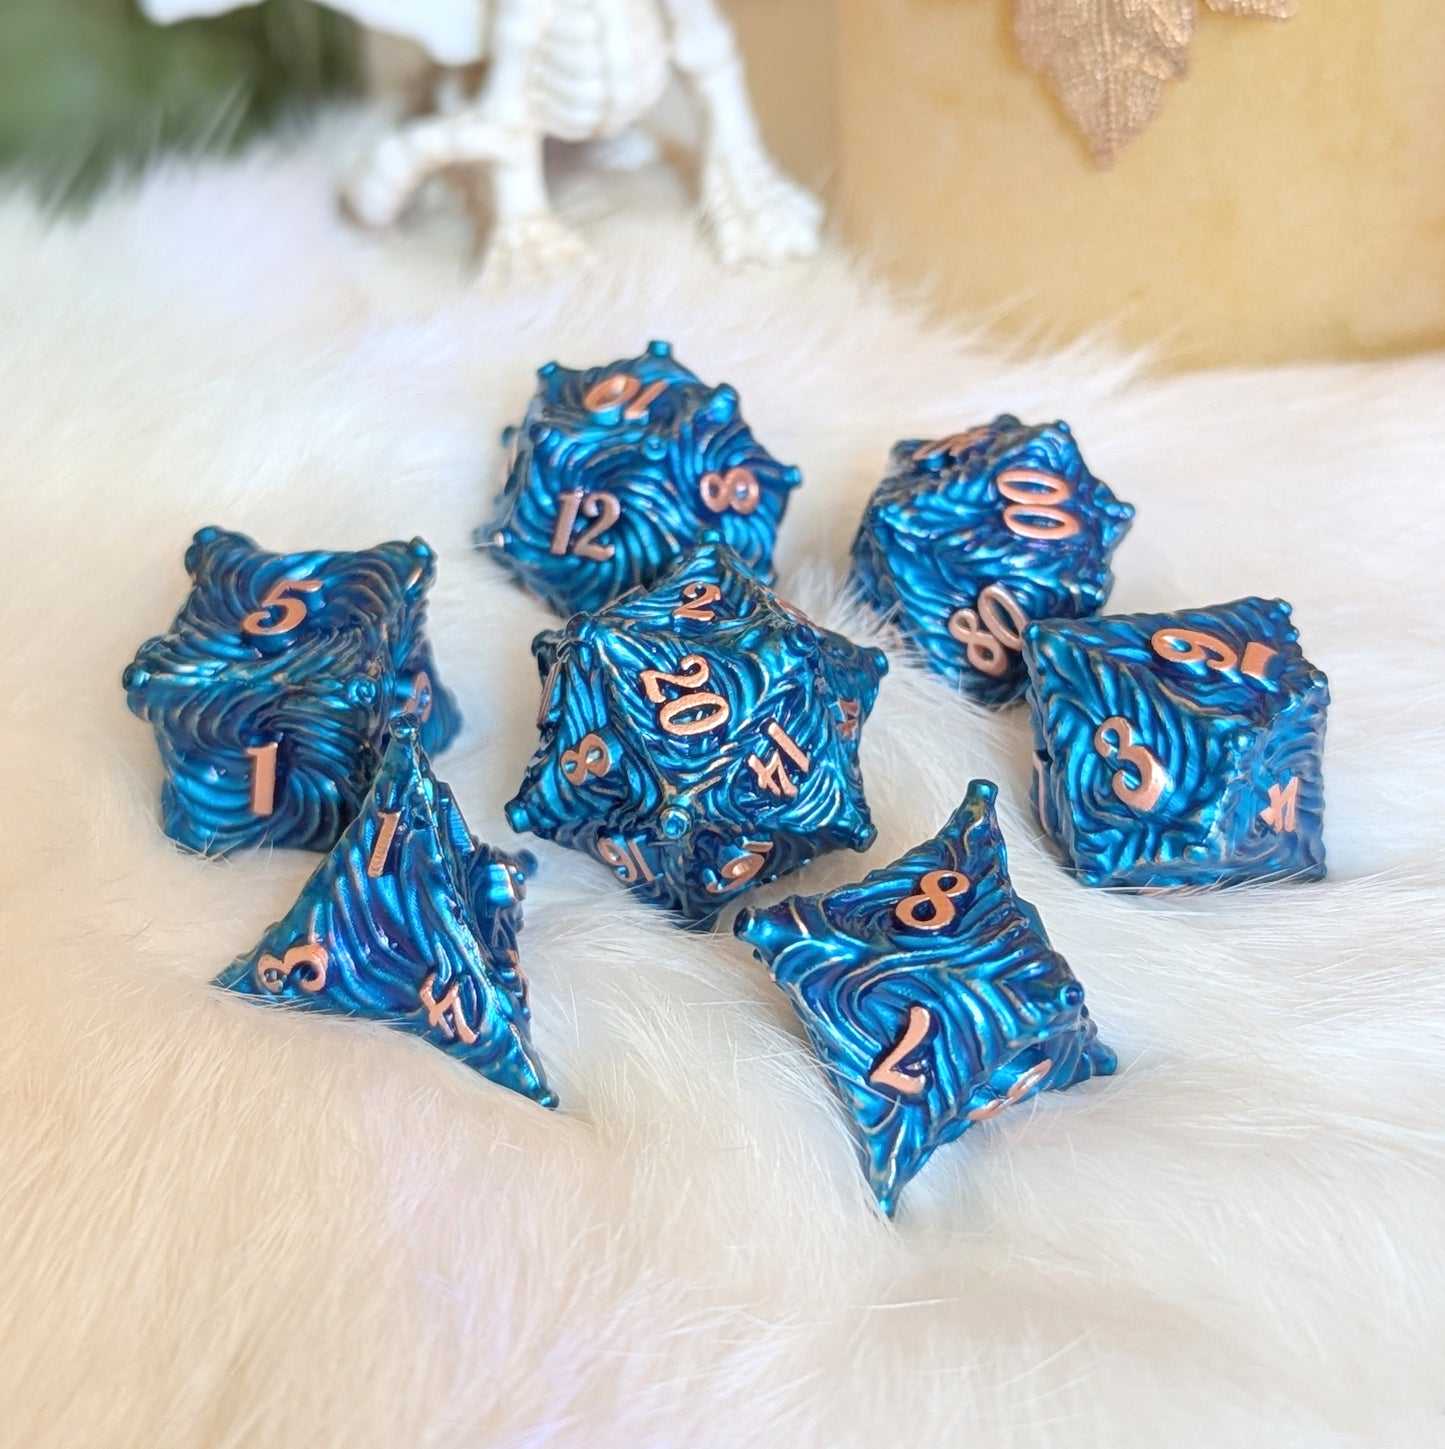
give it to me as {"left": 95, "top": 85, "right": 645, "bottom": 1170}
{"left": 850, "top": 415, "right": 1133, "bottom": 705}
{"left": 505, "top": 536, "right": 888, "bottom": 924}
{"left": 1023, "top": 597, "right": 1328, "bottom": 889}
{"left": 216, "top": 716, "right": 554, "bottom": 1105}
{"left": 477, "top": 340, "right": 801, "bottom": 618}
{"left": 735, "top": 780, "right": 1116, "bottom": 1216}
{"left": 123, "top": 527, "right": 461, "bottom": 856}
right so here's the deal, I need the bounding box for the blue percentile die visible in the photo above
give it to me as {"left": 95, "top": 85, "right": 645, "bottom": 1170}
{"left": 1023, "top": 596, "right": 1329, "bottom": 889}
{"left": 735, "top": 779, "right": 1116, "bottom": 1216}
{"left": 505, "top": 536, "right": 888, "bottom": 925}
{"left": 123, "top": 527, "right": 461, "bottom": 856}
{"left": 850, "top": 415, "right": 1134, "bottom": 705}
{"left": 476, "top": 340, "right": 801, "bottom": 618}
{"left": 215, "top": 716, "right": 555, "bottom": 1106}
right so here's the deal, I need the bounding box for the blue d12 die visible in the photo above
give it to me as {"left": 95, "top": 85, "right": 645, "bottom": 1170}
{"left": 505, "top": 536, "right": 888, "bottom": 924}
{"left": 850, "top": 415, "right": 1133, "bottom": 705}
{"left": 123, "top": 527, "right": 461, "bottom": 856}
{"left": 1022, "top": 596, "right": 1329, "bottom": 889}
{"left": 734, "top": 780, "right": 1116, "bottom": 1216}
{"left": 215, "top": 716, "right": 554, "bottom": 1105}
{"left": 476, "top": 340, "right": 801, "bottom": 618}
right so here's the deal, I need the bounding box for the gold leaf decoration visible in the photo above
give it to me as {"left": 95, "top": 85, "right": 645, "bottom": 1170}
{"left": 1014, "top": 0, "right": 1295, "bottom": 167}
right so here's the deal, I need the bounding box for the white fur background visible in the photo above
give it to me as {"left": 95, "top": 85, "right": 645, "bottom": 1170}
{"left": 2, "top": 127, "right": 1443, "bottom": 1449}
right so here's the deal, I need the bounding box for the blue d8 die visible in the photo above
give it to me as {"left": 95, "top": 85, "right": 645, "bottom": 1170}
{"left": 735, "top": 780, "right": 1116, "bottom": 1216}
{"left": 123, "top": 527, "right": 461, "bottom": 856}
{"left": 1023, "top": 597, "right": 1328, "bottom": 889}
{"left": 505, "top": 536, "right": 887, "bottom": 924}
{"left": 850, "top": 415, "right": 1133, "bottom": 705}
{"left": 477, "top": 340, "right": 800, "bottom": 618}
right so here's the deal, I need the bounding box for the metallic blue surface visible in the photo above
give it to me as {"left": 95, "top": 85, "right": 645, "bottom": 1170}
{"left": 476, "top": 340, "right": 801, "bottom": 618}
{"left": 122, "top": 527, "right": 461, "bottom": 855}
{"left": 506, "top": 536, "right": 888, "bottom": 924}
{"left": 850, "top": 415, "right": 1133, "bottom": 705}
{"left": 734, "top": 780, "right": 1116, "bottom": 1216}
{"left": 214, "top": 716, "right": 554, "bottom": 1105}
{"left": 1023, "top": 597, "right": 1328, "bottom": 889}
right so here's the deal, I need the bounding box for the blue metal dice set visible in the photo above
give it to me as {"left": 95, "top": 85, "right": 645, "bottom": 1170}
{"left": 122, "top": 340, "right": 1330, "bottom": 1214}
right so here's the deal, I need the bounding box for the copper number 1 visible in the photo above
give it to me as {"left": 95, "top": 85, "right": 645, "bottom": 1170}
{"left": 246, "top": 742, "right": 278, "bottom": 816}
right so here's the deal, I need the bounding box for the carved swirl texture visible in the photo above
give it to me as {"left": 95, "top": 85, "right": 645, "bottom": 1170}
{"left": 850, "top": 415, "right": 1133, "bottom": 705}
{"left": 122, "top": 528, "right": 461, "bottom": 855}
{"left": 507, "top": 538, "right": 888, "bottom": 924}
{"left": 735, "top": 780, "right": 1116, "bottom": 1216}
{"left": 1023, "top": 596, "right": 1329, "bottom": 888}
{"left": 215, "top": 717, "right": 553, "bottom": 1104}
{"left": 478, "top": 340, "right": 800, "bottom": 618}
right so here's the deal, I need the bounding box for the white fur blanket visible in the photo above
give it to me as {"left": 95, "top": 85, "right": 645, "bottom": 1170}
{"left": 2, "top": 127, "right": 1441, "bottom": 1449}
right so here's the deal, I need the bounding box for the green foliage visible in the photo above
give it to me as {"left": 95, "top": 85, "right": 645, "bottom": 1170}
{"left": 0, "top": 0, "right": 361, "bottom": 206}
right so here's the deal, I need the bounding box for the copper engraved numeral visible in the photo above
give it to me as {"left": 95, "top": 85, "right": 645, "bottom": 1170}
{"left": 254, "top": 942, "right": 328, "bottom": 995}
{"left": 1093, "top": 716, "right": 1170, "bottom": 812}
{"left": 367, "top": 810, "right": 401, "bottom": 878}
{"left": 966, "top": 1059, "right": 1053, "bottom": 1122}
{"left": 673, "top": 581, "right": 722, "bottom": 622}
{"left": 893, "top": 869, "right": 973, "bottom": 931}
{"left": 596, "top": 835, "right": 655, "bottom": 884}
{"left": 403, "top": 669, "right": 434, "bottom": 723}
{"left": 242, "top": 578, "right": 322, "bottom": 637}
{"left": 1260, "top": 777, "right": 1300, "bottom": 834}
{"left": 699, "top": 467, "right": 761, "bottom": 516}
{"left": 869, "top": 1005, "right": 933, "bottom": 1096}
{"left": 912, "top": 427, "right": 991, "bottom": 462}
{"left": 746, "top": 720, "right": 811, "bottom": 798}
{"left": 550, "top": 489, "right": 622, "bottom": 561}
{"left": 419, "top": 973, "right": 479, "bottom": 1044}
{"left": 639, "top": 654, "right": 731, "bottom": 736}
{"left": 583, "top": 373, "right": 668, "bottom": 420}
{"left": 707, "top": 840, "right": 773, "bottom": 894}
{"left": 947, "top": 581, "right": 1030, "bottom": 677}
{"left": 995, "top": 466, "right": 1080, "bottom": 541}
{"left": 560, "top": 732, "right": 612, "bottom": 785}
{"left": 246, "top": 742, "right": 278, "bottom": 816}
{"left": 1151, "top": 627, "right": 1278, "bottom": 684}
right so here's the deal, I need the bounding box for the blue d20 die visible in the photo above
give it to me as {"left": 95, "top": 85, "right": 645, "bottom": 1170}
{"left": 476, "top": 341, "right": 801, "bottom": 618}
{"left": 1022, "top": 596, "right": 1328, "bottom": 889}
{"left": 734, "top": 780, "right": 1116, "bottom": 1216}
{"left": 215, "top": 716, "right": 554, "bottom": 1105}
{"left": 122, "top": 527, "right": 461, "bottom": 855}
{"left": 850, "top": 415, "right": 1133, "bottom": 705}
{"left": 505, "top": 536, "right": 888, "bottom": 924}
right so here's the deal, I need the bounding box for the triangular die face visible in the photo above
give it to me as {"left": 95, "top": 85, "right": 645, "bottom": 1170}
{"left": 215, "top": 718, "right": 554, "bottom": 1106}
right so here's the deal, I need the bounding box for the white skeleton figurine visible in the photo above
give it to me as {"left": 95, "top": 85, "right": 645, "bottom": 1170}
{"left": 141, "top": 0, "right": 823, "bottom": 277}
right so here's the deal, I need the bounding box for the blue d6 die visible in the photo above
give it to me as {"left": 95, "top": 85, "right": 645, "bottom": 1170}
{"left": 1023, "top": 597, "right": 1328, "bottom": 889}
{"left": 850, "top": 415, "right": 1133, "bottom": 705}
{"left": 123, "top": 527, "right": 461, "bottom": 856}
{"left": 735, "top": 780, "right": 1116, "bottom": 1216}
{"left": 477, "top": 340, "right": 800, "bottom": 618}
{"left": 505, "top": 536, "right": 887, "bottom": 924}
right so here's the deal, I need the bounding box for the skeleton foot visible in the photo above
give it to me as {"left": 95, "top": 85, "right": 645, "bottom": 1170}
{"left": 343, "top": 132, "right": 426, "bottom": 229}
{"left": 701, "top": 148, "right": 823, "bottom": 267}
{"left": 480, "top": 211, "right": 594, "bottom": 286}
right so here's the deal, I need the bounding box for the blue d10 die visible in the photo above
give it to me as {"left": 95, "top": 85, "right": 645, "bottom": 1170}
{"left": 1023, "top": 596, "right": 1329, "bottom": 889}
{"left": 505, "top": 536, "right": 888, "bottom": 924}
{"left": 850, "top": 415, "right": 1133, "bottom": 705}
{"left": 735, "top": 780, "right": 1116, "bottom": 1216}
{"left": 476, "top": 340, "right": 801, "bottom": 618}
{"left": 123, "top": 527, "right": 461, "bottom": 856}
{"left": 215, "top": 716, "right": 554, "bottom": 1105}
